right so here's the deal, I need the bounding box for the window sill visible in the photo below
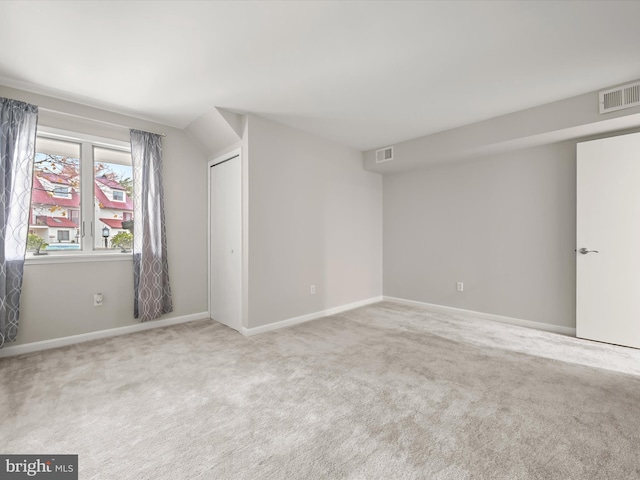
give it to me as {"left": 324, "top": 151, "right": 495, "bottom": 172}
{"left": 25, "top": 252, "right": 133, "bottom": 265}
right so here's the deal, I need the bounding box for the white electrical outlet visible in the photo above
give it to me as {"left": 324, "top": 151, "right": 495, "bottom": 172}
{"left": 94, "top": 293, "right": 103, "bottom": 306}
{"left": 456, "top": 282, "right": 464, "bottom": 292}
{"left": 310, "top": 285, "right": 316, "bottom": 295}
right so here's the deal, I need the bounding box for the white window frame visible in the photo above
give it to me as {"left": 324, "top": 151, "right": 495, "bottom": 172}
{"left": 27, "top": 126, "right": 133, "bottom": 264}
{"left": 112, "top": 190, "right": 125, "bottom": 202}
{"left": 52, "top": 185, "right": 71, "bottom": 198}
{"left": 57, "top": 230, "right": 70, "bottom": 242}
{"left": 69, "top": 209, "right": 80, "bottom": 224}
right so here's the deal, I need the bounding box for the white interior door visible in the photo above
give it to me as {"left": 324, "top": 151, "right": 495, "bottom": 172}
{"left": 576, "top": 132, "right": 640, "bottom": 349}
{"left": 209, "top": 154, "right": 241, "bottom": 331}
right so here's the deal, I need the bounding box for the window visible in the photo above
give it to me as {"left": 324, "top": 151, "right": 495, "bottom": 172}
{"left": 94, "top": 146, "right": 133, "bottom": 250}
{"left": 31, "top": 136, "right": 80, "bottom": 252}
{"left": 53, "top": 186, "right": 71, "bottom": 198}
{"left": 29, "top": 128, "right": 133, "bottom": 257}
{"left": 69, "top": 209, "right": 80, "bottom": 225}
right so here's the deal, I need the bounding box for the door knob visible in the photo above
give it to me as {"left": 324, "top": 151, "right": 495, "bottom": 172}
{"left": 578, "top": 248, "right": 599, "bottom": 254}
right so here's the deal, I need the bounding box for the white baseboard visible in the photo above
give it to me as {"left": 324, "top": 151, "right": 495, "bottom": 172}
{"left": 0, "top": 312, "right": 209, "bottom": 358}
{"left": 241, "top": 296, "right": 384, "bottom": 336}
{"left": 5, "top": 296, "right": 573, "bottom": 356}
{"left": 383, "top": 296, "right": 576, "bottom": 337}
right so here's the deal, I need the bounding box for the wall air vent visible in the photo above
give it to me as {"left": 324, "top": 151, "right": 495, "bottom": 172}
{"left": 599, "top": 81, "right": 640, "bottom": 114}
{"left": 375, "top": 146, "right": 394, "bottom": 163}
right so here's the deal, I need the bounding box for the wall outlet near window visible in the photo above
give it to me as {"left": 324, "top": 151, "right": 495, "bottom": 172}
{"left": 94, "top": 293, "right": 103, "bottom": 306}
{"left": 456, "top": 282, "right": 464, "bottom": 292}
{"left": 310, "top": 285, "right": 316, "bottom": 295}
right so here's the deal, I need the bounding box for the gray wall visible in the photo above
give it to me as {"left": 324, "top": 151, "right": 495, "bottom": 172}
{"left": 384, "top": 142, "right": 577, "bottom": 328}
{"left": 373, "top": 83, "right": 640, "bottom": 330}
{"left": 247, "top": 114, "right": 382, "bottom": 328}
{"left": 363, "top": 81, "right": 640, "bottom": 174}
{"left": 1, "top": 85, "right": 209, "bottom": 345}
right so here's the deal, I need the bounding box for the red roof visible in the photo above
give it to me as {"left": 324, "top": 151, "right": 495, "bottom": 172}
{"left": 99, "top": 218, "right": 124, "bottom": 229}
{"left": 95, "top": 184, "right": 133, "bottom": 210}
{"left": 96, "top": 176, "right": 125, "bottom": 190}
{"left": 45, "top": 217, "right": 78, "bottom": 228}
{"left": 40, "top": 172, "right": 75, "bottom": 186}
{"left": 31, "top": 176, "right": 80, "bottom": 208}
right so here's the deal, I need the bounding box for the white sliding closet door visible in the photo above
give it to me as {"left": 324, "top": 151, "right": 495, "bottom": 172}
{"left": 209, "top": 154, "right": 241, "bottom": 332}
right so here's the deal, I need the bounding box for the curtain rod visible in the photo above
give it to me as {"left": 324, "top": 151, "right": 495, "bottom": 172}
{"left": 39, "top": 107, "right": 167, "bottom": 137}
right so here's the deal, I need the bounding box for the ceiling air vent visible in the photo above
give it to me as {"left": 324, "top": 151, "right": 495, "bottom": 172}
{"left": 375, "top": 146, "right": 394, "bottom": 163}
{"left": 599, "top": 81, "right": 640, "bottom": 114}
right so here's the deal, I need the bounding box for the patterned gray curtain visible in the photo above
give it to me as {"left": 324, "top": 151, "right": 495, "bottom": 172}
{"left": 0, "top": 98, "right": 38, "bottom": 348}
{"left": 130, "top": 129, "right": 173, "bottom": 321}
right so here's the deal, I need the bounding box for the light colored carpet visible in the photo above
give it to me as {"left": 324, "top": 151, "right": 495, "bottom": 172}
{"left": 2, "top": 300, "right": 640, "bottom": 479}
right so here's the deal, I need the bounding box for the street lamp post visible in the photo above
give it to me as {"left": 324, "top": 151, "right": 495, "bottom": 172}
{"left": 102, "top": 226, "right": 110, "bottom": 248}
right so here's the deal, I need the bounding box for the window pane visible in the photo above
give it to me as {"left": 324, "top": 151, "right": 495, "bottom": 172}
{"left": 30, "top": 138, "right": 81, "bottom": 253}
{"left": 53, "top": 186, "right": 70, "bottom": 198}
{"left": 94, "top": 147, "right": 133, "bottom": 250}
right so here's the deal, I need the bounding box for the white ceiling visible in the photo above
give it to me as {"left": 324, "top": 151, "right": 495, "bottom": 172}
{"left": 1, "top": 0, "right": 640, "bottom": 151}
